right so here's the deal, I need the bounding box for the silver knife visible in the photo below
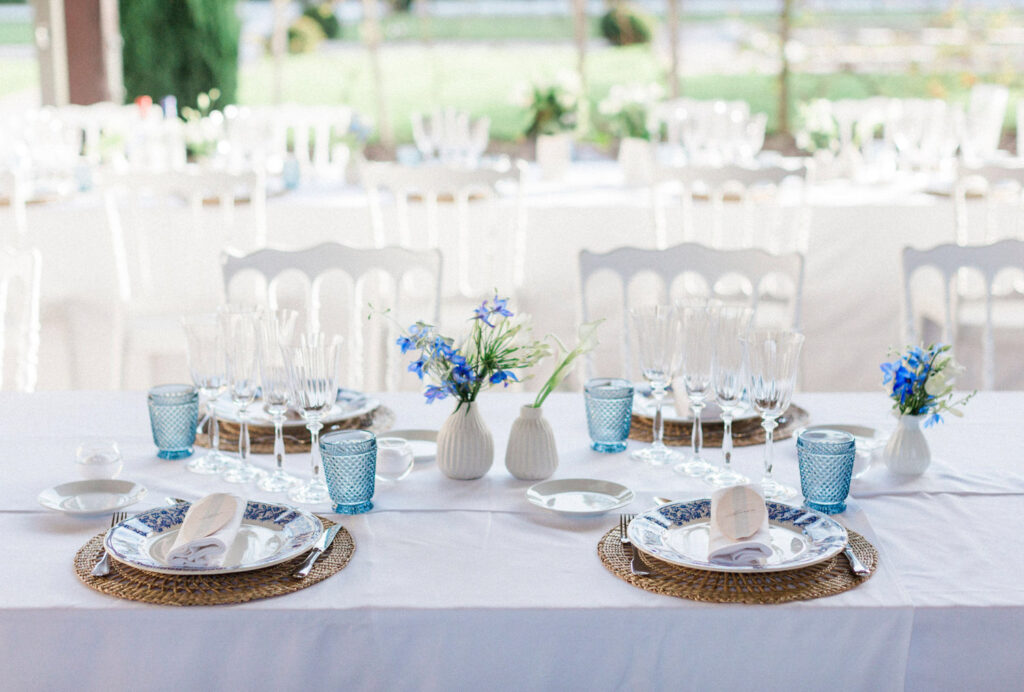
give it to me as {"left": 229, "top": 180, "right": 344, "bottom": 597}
{"left": 293, "top": 524, "right": 342, "bottom": 579}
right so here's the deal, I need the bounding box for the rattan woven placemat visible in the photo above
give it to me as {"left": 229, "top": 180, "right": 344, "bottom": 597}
{"left": 598, "top": 524, "right": 877, "bottom": 604}
{"left": 629, "top": 404, "right": 809, "bottom": 448}
{"left": 197, "top": 405, "right": 395, "bottom": 454}
{"left": 73, "top": 517, "right": 354, "bottom": 606}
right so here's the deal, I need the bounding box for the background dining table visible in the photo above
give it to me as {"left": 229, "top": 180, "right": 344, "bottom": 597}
{"left": 2, "top": 390, "right": 1024, "bottom": 691}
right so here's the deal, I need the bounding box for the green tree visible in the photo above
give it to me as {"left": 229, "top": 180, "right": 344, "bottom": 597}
{"left": 120, "top": 0, "right": 240, "bottom": 110}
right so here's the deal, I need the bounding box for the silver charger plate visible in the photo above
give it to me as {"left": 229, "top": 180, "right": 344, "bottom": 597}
{"left": 37, "top": 479, "right": 147, "bottom": 516}
{"left": 385, "top": 429, "right": 438, "bottom": 462}
{"left": 634, "top": 387, "right": 758, "bottom": 424}
{"left": 212, "top": 389, "right": 380, "bottom": 429}
{"left": 526, "top": 478, "right": 634, "bottom": 516}
{"left": 627, "top": 499, "right": 847, "bottom": 573}
{"left": 104, "top": 500, "right": 323, "bottom": 576}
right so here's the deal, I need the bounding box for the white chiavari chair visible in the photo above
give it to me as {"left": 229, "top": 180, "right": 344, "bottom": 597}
{"left": 411, "top": 108, "right": 490, "bottom": 164}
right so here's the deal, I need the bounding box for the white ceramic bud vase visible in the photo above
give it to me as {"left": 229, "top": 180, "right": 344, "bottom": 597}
{"left": 617, "top": 137, "right": 655, "bottom": 184}
{"left": 505, "top": 405, "right": 558, "bottom": 481}
{"left": 536, "top": 133, "right": 572, "bottom": 180}
{"left": 437, "top": 403, "right": 494, "bottom": 480}
{"left": 883, "top": 414, "right": 931, "bottom": 476}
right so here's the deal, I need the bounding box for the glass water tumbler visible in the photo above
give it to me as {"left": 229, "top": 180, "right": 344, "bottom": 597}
{"left": 584, "top": 378, "right": 634, "bottom": 453}
{"left": 321, "top": 430, "right": 377, "bottom": 514}
{"left": 797, "top": 429, "right": 856, "bottom": 514}
{"left": 147, "top": 384, "right": 199, "bottom": 460}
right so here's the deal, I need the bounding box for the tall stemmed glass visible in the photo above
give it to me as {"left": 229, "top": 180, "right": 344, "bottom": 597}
{"left": 674, "top": 300, "right": 718, "bottom": 477}
{"left": 219, "top": 307, "right": 266, "bottom": 484}
{"left": 742, "top": 328, "right": 804, "bottom": 501}
{"left": 284, "top": 332, "right": 343, "bottom": 504}
{"left": 630, "top": 305, "right": 684, "bottom": 466}
{"left": 257, "top": 309, "right": 300, "bottom": 492}
{"left": 181, "top": 314, "right": 230, "bottom": 474}
{"left": 705, "top": 304, "right": 753, "bottom": 487}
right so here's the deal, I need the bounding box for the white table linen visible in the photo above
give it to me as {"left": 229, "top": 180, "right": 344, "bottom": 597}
{"left": 2, "top": 391, "right": 1023, "bottom": 690}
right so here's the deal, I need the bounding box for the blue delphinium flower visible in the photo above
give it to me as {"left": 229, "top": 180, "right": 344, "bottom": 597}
{"left": 924, "top": 412, "right": 942, "bottom": 428}
{"left": 490, "top": 296, "right": 513, "bottom": 318}
{"left": 433, "top": 337, "right": 455, "bottom": 359}
{"left": 452, "top": 361, "right": 475, "bottom": 385}
{"left": 396, "top": 334, "right": 415, "bottom": 354}
{"left": 473, "top": 301, "right": 496, "bottom": 327}
{"left": 408, "top": 357, "right": 427, "bottom": 379}
{"left": 489, "top": 370, "right": 519, "bottom": 387}
{"left": 424, "top": 384, "right": 451, "bottom": 403}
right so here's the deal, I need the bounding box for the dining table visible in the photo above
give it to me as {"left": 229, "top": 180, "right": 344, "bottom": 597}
{"left": 3, "top": 389, "right": 1024, "bottom": 691}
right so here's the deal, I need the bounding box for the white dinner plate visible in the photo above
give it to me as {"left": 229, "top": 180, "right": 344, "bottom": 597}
{"left": 213, "top": 389, "right": 380, "bottom": 428}
{"left": 37, "top": 479, "right": 147, "bottom": 515}
{"left": 526, "top": 479, "right": 635, "bottom": 517}
{"left": 627, "top": 499, "right": 847, "bottom": 573}
{"left": 385, "top": 429, "right": 438, "bottom": 462}
{"left": 104, "top": 500, "right": 323, "bottom": 576}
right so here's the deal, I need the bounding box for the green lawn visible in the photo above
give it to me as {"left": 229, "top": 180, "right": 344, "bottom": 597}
{"left": 0, "top": 20, "right": 30, "bottom": 44}
{"left": 237, "top": 45, "right": 1022, "bottom": 144}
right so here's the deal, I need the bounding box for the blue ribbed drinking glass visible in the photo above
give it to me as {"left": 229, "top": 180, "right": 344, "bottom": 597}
{"left": 797, "top": 429, "right": 856, "bottom": 514}
{"left": 321, "top": 430, "right": 377, "bottom": 514}
{"left": 584, "top": 378, "right": 634, "bottom": 453}
{"left": 147, "top": 384, "right": 199, "bottom": 459}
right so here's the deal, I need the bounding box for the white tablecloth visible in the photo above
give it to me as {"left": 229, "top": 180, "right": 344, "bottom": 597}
{"left": 2, "top": 391, "right": 1023, "bottom": 691}
{"left": 16, "top": 161, "right": 1010, "bottom": 393}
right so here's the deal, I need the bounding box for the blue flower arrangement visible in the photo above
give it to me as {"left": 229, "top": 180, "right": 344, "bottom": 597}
{"left": 395, "top": 296, "right": 550, "bottom": 407}
{"left": 880, "top": 343, "right": 974, "bottom": 427}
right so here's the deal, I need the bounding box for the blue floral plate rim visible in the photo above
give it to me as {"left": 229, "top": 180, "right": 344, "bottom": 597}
{"left": 626, "top": 499, "right": 848, "bottom": 573}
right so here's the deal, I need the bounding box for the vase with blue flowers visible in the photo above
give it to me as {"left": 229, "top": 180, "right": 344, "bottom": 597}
{"left": 880, "top": 344, "right": 974, "bottom": 476}
{"left": 395, "top": 296, "right": 549, "bottom": 480}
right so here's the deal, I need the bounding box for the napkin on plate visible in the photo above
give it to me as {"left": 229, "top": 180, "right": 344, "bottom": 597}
{"left": 165, "top": 493, "right": 246, "bottom": 568}
{"left": 707, "top": 483, "right": 773, "bottom": 567}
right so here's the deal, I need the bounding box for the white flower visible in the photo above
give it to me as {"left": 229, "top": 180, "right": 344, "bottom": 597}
{"left": 510, "top": 82, "right": 532, "bottom": 108}
{"left": 924, "top": 371, "right": 948, "bottom": 396}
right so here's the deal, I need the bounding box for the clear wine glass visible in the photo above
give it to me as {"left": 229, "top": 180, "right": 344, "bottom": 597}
{"left": 674, "top": 300, "right": 718, "bottom": 478}
{"left": 284, "top": 332, "right": 343, "bottom": 504}
{"left": 742, "top": 328, "right": 805, "bottom": 501}
{"left": 629, "top": 305, "right": 684, "bottom": 466}
{"left": 705, "top": 304, "right": 753, "bottom": 487}
{"left": 256, "top": 308, "right": 300, "bottom": 492}
{"left": 181, "top": 313, "right": 230, "bottom": 475}
{"left": 219, "top": 306, "right": 266, "bottom": 484}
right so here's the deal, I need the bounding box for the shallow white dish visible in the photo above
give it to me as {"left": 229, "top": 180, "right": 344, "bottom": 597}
{"left": 386, "top": 429, "right": 438, "bottom": 462}
{"left": 213, "top": 389, "right": 380, "bottom": 428}
{"left": 627, "top": 499, "right": 847, "bottom": 573}
{"left": 526, "top": 478, "right": 634, "bottom": 516}
{"left": 37, "top": 479, "right": 147, "bottom": 515}
{"left": 104, "top": 500, "right": 323, "bottom": 576}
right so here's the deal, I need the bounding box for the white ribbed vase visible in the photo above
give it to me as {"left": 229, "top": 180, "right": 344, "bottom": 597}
{"left": 883, "top": 414, "right": 931, "bottom": 476}
{"left": 505, "top": 405, "right": 558, "bottom": 481}
{"left": 437, "top": 402, "right": 494, "bottom": 480}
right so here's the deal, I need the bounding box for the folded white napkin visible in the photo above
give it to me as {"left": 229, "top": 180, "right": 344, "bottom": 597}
{"left": 707, "top": 483, "right": 773, "bottom": 567}
{"left": 165, "top": 493, "right": 245, "bottom": 568}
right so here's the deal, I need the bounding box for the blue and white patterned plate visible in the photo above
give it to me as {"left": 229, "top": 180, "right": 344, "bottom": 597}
{"left": 104, "top": 500, "right": 323, "bottom": 576}
{"left": 626, "top": 499, "right": 848, "bottom": 573}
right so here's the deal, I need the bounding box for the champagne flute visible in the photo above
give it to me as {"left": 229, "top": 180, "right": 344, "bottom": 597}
{"left": 181, "top": 313, "right": 230, "bottom": 474}
{"left": 284, "top": 332, "right": 343, "bottom": 504}
{"left": 257, "top": 308, "right": 300, "bottom": 492}
{"left": 629, "top": 305, "right": 684, "bottom": 466}
{"left": 742, "top": 328, "right": 804, "bottom": 501}
{"left": 704, "top": 304, "right": 753, "bottom": 487}
{"left": 219, "top": 306, "right": 266, "bottom": 484}
{"left": 673, "top": 300, "right": 718, "bottom": 477}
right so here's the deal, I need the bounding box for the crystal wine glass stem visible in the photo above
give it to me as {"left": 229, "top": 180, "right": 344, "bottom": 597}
{"left": 722, "top": 412, "right": 734, "bottom": 467}
{"left": 650, "top": 385, "right": 667, "bottom": 450}
{"left": 761, "top": 415, "right": 778, "bottom": 479}
{"left": 691, "top": 401, "right": 705, "bottom": 460}
{"left": 272, "top": 412, "right": 286, "bottom": 472}
{"left": 209, "top": 405, "right": 220, "bottom": 453}
{"left": 307, "top": 418, "right": 324, "bottom": 481}
{"left": 238, "top": 406, "right": 250, "bottom": 464}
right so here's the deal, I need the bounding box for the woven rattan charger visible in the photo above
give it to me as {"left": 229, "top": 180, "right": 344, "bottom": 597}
{"left": 598, "top": 522, "right": 878, "bottom": 604}
{"left": 73, "top": 517, "right": 354, "bottom": 606}
{"left": 629, "top": 404, "right": 809, "bottom": 448}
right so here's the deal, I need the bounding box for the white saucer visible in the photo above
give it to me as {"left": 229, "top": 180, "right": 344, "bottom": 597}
{"left": 37, "top": 479, "right": 147, "bottom": 515}
{"left": 386, "top": 429, "right": 438, "bottom": 462}
{"left": 526, "top": 478, "right": 634, "bottom": 516}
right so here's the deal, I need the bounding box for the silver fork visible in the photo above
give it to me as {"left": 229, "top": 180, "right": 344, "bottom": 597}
{"left": 619, "top": 514, "right": 650, "bottom": 577}
{"left": 91, "top": 511, "right": 127, "bottom": 577}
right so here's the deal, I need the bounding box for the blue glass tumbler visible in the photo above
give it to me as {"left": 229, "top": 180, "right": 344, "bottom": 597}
{"left": 584, "top": 378, "right": 634, "bottom": 453}
{"left": 797, "top": 429, "right": 856, "bottom": 514}
{"left": 147, "top": 384, "right": 199, "bottom": 459}
{"left": 321, "top": 430, "right": 377, "bottom": 514}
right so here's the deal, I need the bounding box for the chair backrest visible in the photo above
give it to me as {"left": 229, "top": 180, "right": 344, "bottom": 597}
{"left": 963, "top": 84, "right": 1009, "bottom": 162}
{"left": 222, "top": 243, "right": 442, "bottom": 391}
{"left": 259, "top": 104, "right": 353, "bottom": 177}
{"left": 0, "top": 170, "right": 28, "bottom": 245}
{"left": 0, "top": 246, "right": 41, "bottom": 392}
{"left": 578, "top": 243, "right": 804, "bottom": 379}
{"left": 411, "top": 108, "right": 490, "bottom": 164}
{"left": 902, "top": 239, "right": 1024, "bottom": 390}
{"left": 954, "top": 163, "right": 1024, "bottom": 246}
{"left": 360, "top": 160, "right": 525, "bottom": 296}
